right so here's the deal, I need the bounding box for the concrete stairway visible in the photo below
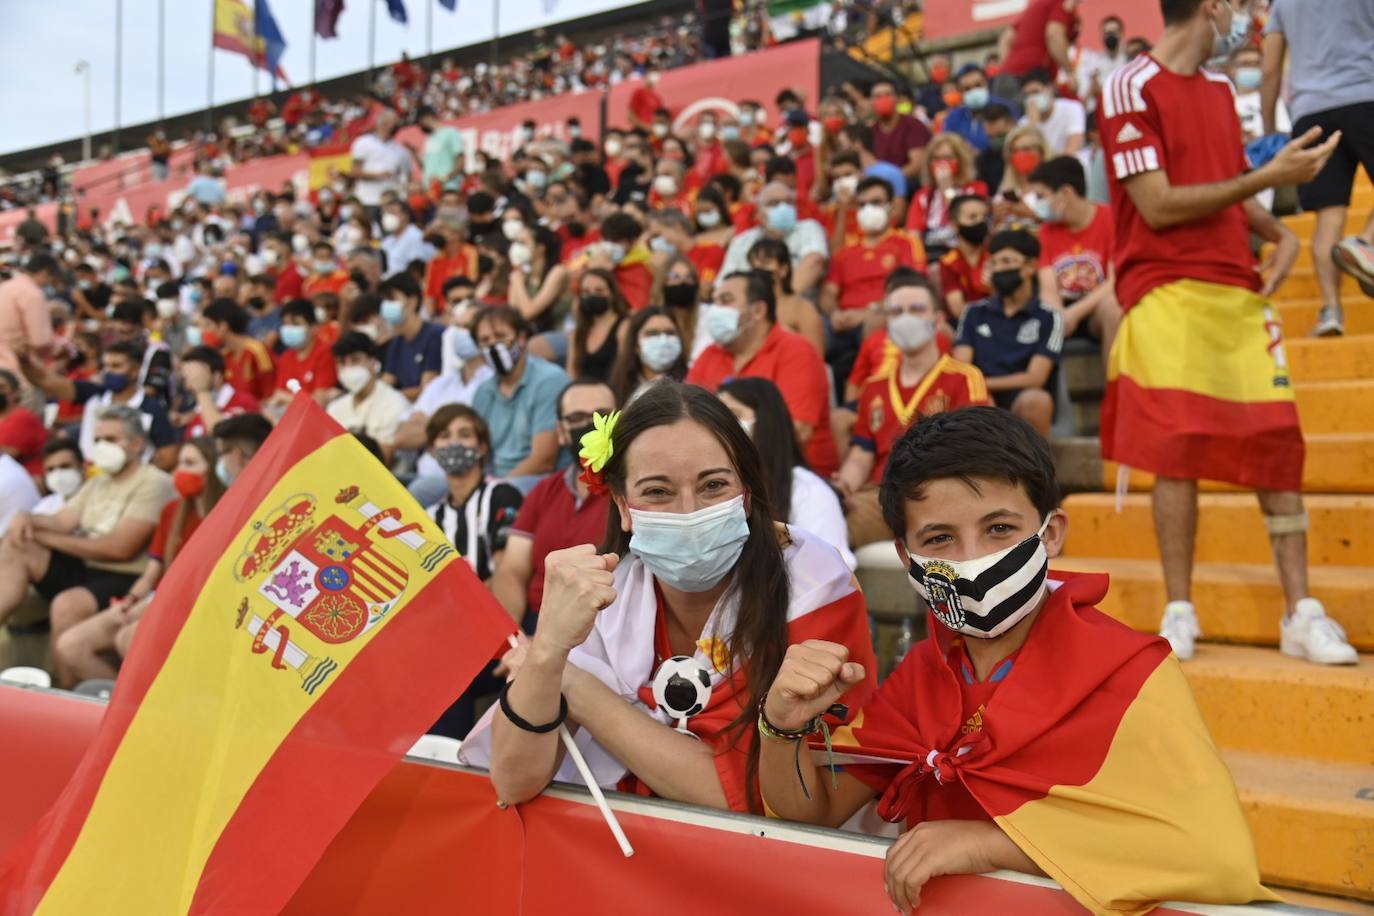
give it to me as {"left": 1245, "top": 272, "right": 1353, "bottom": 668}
{"left": 1054, "top": 176, "right": 1374, "bottom": 902}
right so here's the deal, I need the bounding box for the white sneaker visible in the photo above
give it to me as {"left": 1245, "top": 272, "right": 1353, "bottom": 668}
{"left": 1311, "top": 304, "right": 1345, "bottom": 337}
{"left": 1159, "top": 601, "right": 1201, "bottom": 661}
{"left": 1280, "top": 599, "right": 1358, "bottom": 665}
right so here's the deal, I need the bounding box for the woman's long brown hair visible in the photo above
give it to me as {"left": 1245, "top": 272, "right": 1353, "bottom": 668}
{"left": 570, "top": 268, "right": 630, "bottom": 377}
{"left": 163, "top": 437, "right": 225, "bottom": 569}
{"left": 599, "top": 380, "right": 789, "bottom": 813}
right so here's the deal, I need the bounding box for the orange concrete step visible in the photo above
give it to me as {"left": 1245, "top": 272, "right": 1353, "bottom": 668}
{"left": 1061, "top": 493, "right": 1374, "bottom": 567}
{"left": 1271, "top": 268, "right": 1362, "bottom": 301}
{"left": 1287, "top": 335, "right": 1374, "bottom": 382}
{"left": 1053, "top": 557, "right": 1374, "bottom": 652}
{"left": 1103, "top": 433, "right": 1374, "bottom": 493}
{"left": 1226, "top": 750, "right": 1374, "bottom": 901}
{"left": 1296, "top": 379, "right": 1374, "bottom": 434}
{"left": 1277, "top": 299, "right": 1374, "bottom": 337}
{"left": 1281, "top": 209, "right": 1374, "bottom": 240}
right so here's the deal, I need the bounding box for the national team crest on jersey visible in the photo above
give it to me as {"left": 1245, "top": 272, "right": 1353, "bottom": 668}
{"left": 868, "top": 395, "right": 886, "bottom": 435}
{"left": 232, "top": 486, "right": 455, "bottom": 693}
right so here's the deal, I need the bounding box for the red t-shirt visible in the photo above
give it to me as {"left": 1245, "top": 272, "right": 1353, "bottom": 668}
{"left": 1039, "top": 203, "right": 1114, "bottom": 302}
{"left": 274, "top": 338, "right": 339, "bottom": 395}
{"left": 686, "top": 324, "right": 838, "bottom": 475}
{"left": 1101, "top": 56, "right": 1257, "bottom": 310}
{"left": 851, "top": 356, "right": 990, "bottom": 482}
{"left": 938, "top": 248, "right": 990, "bottom": 317}
{"left": 1003, "top": 0, "right": 1081, "bottom": 81}
{"left": 509, "top": 469, "right": 611, "bottom": 614}
{"left": 826, "top": 231, "right": 925, "bottom": 311}
{"left": 183, "top": 385, "right": 260, "bottom": 440}
{"left": 225, "top": 339, "right": 277, "bottom": 402}
{"left": 425, "top": 246, "right": 479, "bottom": 306}
{"left": 272, "top": 264, "right": 303, "bottom": 305}
{"left": 688, "top": 241, "right": 727, "bottom": 289}
{"left": 871, "top": 116, "right": 933, "bottom": 170}
{"left": 0, "top": 407, "right": 47, "bottom": 474}
{"left": 148, "top": 498, "right": 203, "bottom": 563}
{"left": 615, "top": 261, "right": 655, "bottom": 311}
{"left": 629, "top": 86, "right": 664, "bottom": 126}
{"left": 303, "top": 270, "right": 350, "bottom": 299}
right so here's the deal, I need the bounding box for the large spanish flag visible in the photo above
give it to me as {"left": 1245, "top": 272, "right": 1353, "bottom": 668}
{"left": 0, "top": 396, "right": 514, "bottom": 914}
{"left": 822, "top": 572, "right": 1277, "bottom": 915}
{"left": 1100, "top": 277, "right": 1304, "bottom": 491}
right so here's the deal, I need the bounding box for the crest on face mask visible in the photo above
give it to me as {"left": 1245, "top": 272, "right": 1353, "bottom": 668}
{"left": 920, "top": 559, "right": 965, "bottom": 630}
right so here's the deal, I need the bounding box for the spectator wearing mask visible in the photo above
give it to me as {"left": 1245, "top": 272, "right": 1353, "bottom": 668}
{"left": 487, "top": 379, "right": 615, "bottom": 627}
{"left": 781, "top": 109, "right": 818, "bottom": 200}
{"left": 378, "top": 273, "right": 444, "bottom": 400}
{"left": 906, "top": 133, "right": 989, "bottom": 258}
{"left": 608, "top": 306, "right": 688, "bottom": 406}
{"left": 736, "top": 99, "right": 773, "bottom": 148}
{"left": 186, "top": 162, "right": 227, "bottom": 207}
{"left": 436, "top": 275, "right": 477, "bottom": 377}
{"left": 648, "top": 209, "right": 720, "bottom": 297}
{"left": 938, "top": 195, "right": 994, "bottom": 322}
{"left": 0, "top": 253, "right": 58, "bottom": 379}
{"left": 0, "top": 368, "right": 46, "bottom": 475}
{"left": 1262, "top": 0, "right": 1374, "bottom": 336}
{"left": 36, "top": 438, "right": 85, "bottom": 517}
{"left": 648, "top": 158, "right": 692, "bottom": 216}
{"left": 243, "top": 274, "right": 281, "bottom": 343}
{"left": 652, "top": 256, "right": 706, "bottom": 360}
{"left": 1019, "top": 69, "right": 1086, "bottom": 156}
{"left": 269, "top": 299, "right": 339, "bottom": 408}
{"left": 327, "top": 331, "right": 410, "bottom": 463}
{"left": 1229, "top": 46, "right": 1288, "bottom": 144}
{"left": 943, "top": 66, "right": 1019, "bottom": 154}
{"left": 1000, "top": 0, "right": 1081, "bottom": 88}
{"left": 51, "top": 437, "right": 224, "bottom": 687}
{"left": 1077, "top": 15, "right": 1129, "bottom": 105}
{"left": 470, "top": 305, "right": 570, "bottom": 485}
{"left": 261, "top": 233, "right": 304, "bottom": 305}
{"left": 718, "top": 377, "right": 854, "bottom": 570}
{"left": 995, "top": 125, "right": 1051, "bottom": 229}
{"left": 720, "top": 182, "right": 829, "bottom": 297}
{"left": 687, "top": 270, "right": 838, "bottom": 475}
{"left": 379, "top": 200, "right": 435, "bottom": 280}
{"left": 589, "top": 213, "right": 654, "bottom": 311}
{"left": 870, "top": 79, "right": 934, "bottom": 185}
{"left": 424, "top": 222, "right": 481, "bottom": 311}
{"left": 973, "top": 103, "right": 1019, "bottom": 191}
{"left": 106, "top": 300, "right": 173, "bottom": 402}
{"left": 836, "top": 276, "right": 990, "bottom": 547}
{"left": 747, "top": 238, "right": 826, "bottom": 356}
{"left": 176, "top": 346, "right": 260, "bottom": 440}
{"left": 1028, "top": 156, "right": 1120, "bottom": 362}
{"left": 507, "top": 224, "right": 570, "bottom": 336}
{"left": 70, "top": 262, "right": 112, "bottom": 322}
{"left": 210, "top": 411, "right": 273, "bottom": 489}
{"left": 0, "top": 405, "right": 173, "bottom": 637}
{"left": 953, "top": 229, "right": 1062, "bottom": 437}
{"left": 349, "top": 109, "right": 412, "bottom": 222}
{"left": 418, "top": 104, "right": 465, "bottom": 194}
{"left": 568, "top": 269, "right": 631, "bottom": 383}
{"left": 192, "top": 299, "right": 276, "bottom": 402}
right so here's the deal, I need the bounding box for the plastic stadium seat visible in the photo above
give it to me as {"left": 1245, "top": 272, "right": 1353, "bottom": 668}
{"left": 409, "top": 733, "right": 462, "bottom": 763}
{"left": 0, "top": 666, "right": 51, "bottom": 688}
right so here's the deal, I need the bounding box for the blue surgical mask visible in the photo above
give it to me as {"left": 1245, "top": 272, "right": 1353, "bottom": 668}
{"left": 103, "top": 372, "right": 130, "bottom": 394}
{"left": 629, "top": 495, "right": 751, "bottom": 592}
{"left": 1028, "top": 193, "right": 1059, "bottom": 223}
{"left": 604, "top": 242, "right": 627, "bottom": 265}
{"left": 189, "top": 287, "right": 204, "bottom": 304}
{"left": 650, "top": 236, "right": 678, "bottom": 257}
{"left": 184, "top": 325, "right": 203, "bottom": 348}
{"left": 451, "top": 327, "right": 481, "bottom": 361}
{"left": 1213, "top": 2, "right": 1251, "bottom": 58}
{"left": 639, "top": 332, "right": 683, "bottom": 371}
{"left": 720, "top": 124, "right": 741, "bottom": 142}
{"left": 765, "top": 202, "right": 797, "bottom": 235}
{"left": 963, "top": 87, "right": 990, "bottom": 110}
{"left": 704, "top": 303, "right": 742, "bottom": 346}
{"left": 381, "top": 298, "right": 406, "bottom": 326}
{"left": 1234, "top": 66, "right": 1261, "bottom": 92}
{"left": 279, "top": 324, "right": 308, "bottom": 349}
{"left": 215, "top": 455, "right": 236, "bottom": 487}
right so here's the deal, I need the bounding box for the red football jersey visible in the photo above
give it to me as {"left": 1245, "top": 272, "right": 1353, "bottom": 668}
{"left": 826, "top": 230, "right": 925, "bottom": 312}
{"left": 1100, "top": 56, "right": 1257, "bottom": 310}
{"left": 938, "top": 248, "right": 990, "bottom": 317}
{"left": 851, "top": 356, "right": 990, "bottom": 483}
{"left": 1038, "top": 203, "right": 1114, "bottom": 302}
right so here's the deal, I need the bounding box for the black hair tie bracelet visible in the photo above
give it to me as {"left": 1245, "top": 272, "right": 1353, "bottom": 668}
{"left": 499, "top": 681, "right": 569, "bottom": 733}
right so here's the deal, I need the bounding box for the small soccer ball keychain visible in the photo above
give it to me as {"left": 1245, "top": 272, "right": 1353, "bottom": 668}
{"left": 651, "top": 655, "right": 713, "bottom": 734}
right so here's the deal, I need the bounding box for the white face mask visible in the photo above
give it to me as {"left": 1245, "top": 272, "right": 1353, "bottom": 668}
{"left": 906, "top": 517, "right": 1053, "bottom": 639}
{"left": 45, "top": 467, "right": 84, "bottom": 499}
{"left": 338, "top": 364, "right": 373, "bottom": 393}
{"left": 381, "top": 212, "right": 403, "bottom": 234}
{"left": 91, "top": 440, "right": 129, "bottom": 475}
{"left": 833, "top": 174, "right": 860, "bottom": 198}
{"left": 155, "top": 298, "right": 179, "bottom": 319}
{"left": 508, "top": 241, "right": 533, "bottom": 267}
{"left": 887, "top": 313, "right": 935, "bottom": 352}
{"left": 857, "top": 202, "right": 889, "bottom": 233}
{"left": 653, "top": 174, "right": 680, "bottom": 198}
{"left": 502, "top": 220, "right": 524, "bottom": 241}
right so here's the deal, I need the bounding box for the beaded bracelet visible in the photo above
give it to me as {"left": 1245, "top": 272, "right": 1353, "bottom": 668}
{"left": 757, "top": 701, "right": 848, "bottom": 800}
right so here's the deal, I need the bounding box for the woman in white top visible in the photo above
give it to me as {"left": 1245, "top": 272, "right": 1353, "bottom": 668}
{"left": 716, "top": 377, "right": 856, "bottom": 570}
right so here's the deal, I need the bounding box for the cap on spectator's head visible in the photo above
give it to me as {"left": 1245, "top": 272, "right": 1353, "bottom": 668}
{"left": 989, "top": 228, "right": 1041, "bottom": 262}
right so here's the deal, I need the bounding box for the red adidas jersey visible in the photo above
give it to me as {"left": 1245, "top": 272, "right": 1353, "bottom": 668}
{"left": 851, "top": 355, "right": 989, "bottom": 483}
{"left": 1100, "top": 56, "right": 1257, "bottom": 310}
{"left": 938, "top": 248, "right": 990, "bottom": 318}
{"left": 826, "top": 230, "right": 925, "bottom": 312}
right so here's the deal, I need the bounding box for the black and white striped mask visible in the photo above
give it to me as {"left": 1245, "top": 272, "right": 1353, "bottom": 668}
{"left": 906, "top": 517, "right": 1052, "bottom": 639}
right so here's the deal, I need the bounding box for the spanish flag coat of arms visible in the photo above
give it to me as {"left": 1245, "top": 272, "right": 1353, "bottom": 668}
{"left": 0, "top": 397, "right": 514, "bottom": 914}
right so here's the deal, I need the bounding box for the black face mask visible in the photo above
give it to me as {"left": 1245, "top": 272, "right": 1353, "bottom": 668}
{"left": 469, "top": 218, "right": 497, "bottom": 239}
{"left": 566, "top": 220, "right": 587, "bottom": 239}
{"left": 567, "top": 423, "right": 596, "bottom": 451}
{"left": 580, "top": 295, "right": 611, "bottom": 317}
{"left": 349, "top": 269, "right": 370, "bottom": 292}
{"left": 477, "top": 254, "right": 496, "bottom": 275}
{"left": 663, "top": 281, "right": 697, "bottom": 308}
{"left": 247, "top": 296, "right": 268, "bottom": 313}
{"left": 992, "top": 268, "right": 1026, "bottom": 298}
{"left": 0, "top": 393, "right": 8, "bottom": 412}
{"left": 957, "top": 222, "right": 990, "bottom": 246}
{"left": 1104, "top": 33, "right": 1121, "bottom": 53}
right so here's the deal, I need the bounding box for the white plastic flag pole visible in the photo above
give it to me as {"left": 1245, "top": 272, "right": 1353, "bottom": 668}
{"left": 506, "top": 635, "right": 634, "bottom": 857}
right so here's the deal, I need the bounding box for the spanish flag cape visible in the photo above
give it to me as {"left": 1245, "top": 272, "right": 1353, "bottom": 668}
{"left": 0, "top": 397, "right": 514, "bottom": 914}
{"left": 824, "top": 572, "right": 1276, "bottom": 916}
{"left": 462, "top": 526, "right": 875, "bottom": 813}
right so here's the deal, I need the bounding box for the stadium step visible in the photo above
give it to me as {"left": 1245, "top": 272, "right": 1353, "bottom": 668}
{"left": 1270, "top": 268, "right": 1362, "bottom": 301}
{"left": 1100, "top": 433, "right": 1374, "bottom": 494}
{"left": 1053, "top": 557, "right": 1374, "bottom": 652}
{"left": 1225, "top": 750, "right": 1374, "bottom": 901}
{"left": 1277, "top": 299, "right": 1374, "bottom": 337}
{"left": 1297, "top": 379, "right": 1374, "bottom": 435}
{"left": 1280, "top": 209, "right": 1374, "bottom": 241}
{"left": 1287, "top": 335, "right": 1374, "bottom": 382}
{"left": 1061, "top": 493, "right": 1374, "bottom": 567}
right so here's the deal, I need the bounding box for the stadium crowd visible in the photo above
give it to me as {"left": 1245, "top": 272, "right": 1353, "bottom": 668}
{"left": 1, "top": 0, "right": 1371, "bottom": 690}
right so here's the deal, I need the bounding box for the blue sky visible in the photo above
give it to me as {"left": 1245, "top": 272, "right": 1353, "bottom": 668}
{"left": 0, "top": 0, "right": 640, "bottom": 155}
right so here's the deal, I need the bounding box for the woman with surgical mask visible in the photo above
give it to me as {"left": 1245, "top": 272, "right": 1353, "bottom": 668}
{"left": 607, "top": 306, "right": 687, "bottom": 405}
{"left": 467, "top": 380, "right": 875, "bottom": 814}
{"left": 507, "top": 224, "right": 570, "bottom": 335}
{"left": 651, "top": 256, "right": 707, "bottom": 360}
{"left": 717, "top": 377, "right": 854, "bottom": 570}
{"left": 690, "top": 187, "right": 734, "bottom": 288}
{"left": 567, "top": 269, "right": 630, "bottom": 383}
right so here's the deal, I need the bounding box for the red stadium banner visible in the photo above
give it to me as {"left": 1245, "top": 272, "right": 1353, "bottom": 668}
{"left": 922, "top": 0, "right": 1161, "bottom": 50}
{"left": 0, "top": 685, "right": 1275, "bottom": 915}
{"left": 607, "top": 38, "right": 823, "bottom": 134}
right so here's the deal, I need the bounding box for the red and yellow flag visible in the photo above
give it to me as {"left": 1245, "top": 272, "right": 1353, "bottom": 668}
{"left": 0, "top": 396, "right": 514, "bottom": 914}
{"left": 823, "top": 572, "right": 1277, "bottom": 915}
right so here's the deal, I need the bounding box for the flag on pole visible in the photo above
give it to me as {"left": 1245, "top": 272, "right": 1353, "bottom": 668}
{"left": 0, "top": 396, "right": 515, "bottom": 914}
{"left": 316, "top": 0, "right": 345, "bottom": 38}
{"left": 212, "top": 0, "right": 288, "bottom": 80}
{"left": 254, "top": 0, "right": 289, "bottom": 82}
{"left": 384, "top": 0, "right": 408, "bottom": 24}
{"left": 438, "top": 0, "right": 457, "bottom": 10}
